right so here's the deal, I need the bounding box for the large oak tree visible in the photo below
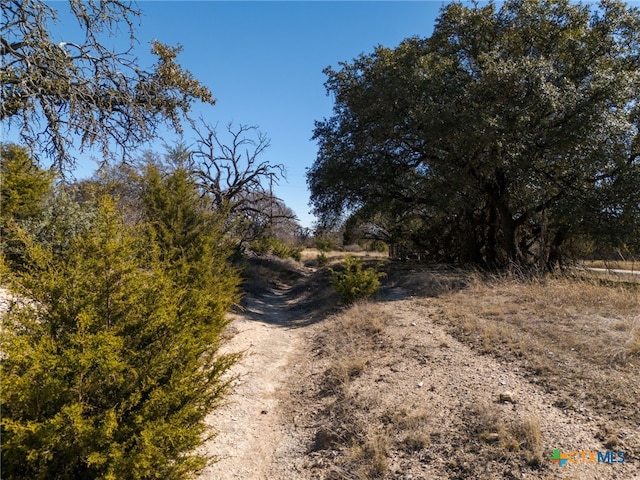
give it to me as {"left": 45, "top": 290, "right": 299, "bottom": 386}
{"left": 308, "top": 0, "right": 640, "bottom": 268}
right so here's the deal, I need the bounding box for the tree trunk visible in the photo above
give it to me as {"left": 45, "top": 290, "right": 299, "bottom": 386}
{"left": 547, "top": 228, "right": 567, "bottom": 270}
{"left": 485, "top": 203, "right": 497, "bottom": 267}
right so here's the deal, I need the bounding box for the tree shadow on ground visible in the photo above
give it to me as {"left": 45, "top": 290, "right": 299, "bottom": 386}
{"left": 376, "top": 261, "right": 473, "bottom": 302}
{"left": 237, "top": 255, "right": 339, "bottom": 328}
{"left": 237, "top": 256, "right": 474, "bottom": 327}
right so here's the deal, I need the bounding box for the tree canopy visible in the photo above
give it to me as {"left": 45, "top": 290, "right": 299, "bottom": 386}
{"left": 1, "top": 0, "right": 213, "bottom": 169}
{"left": 308, "top": 0, "right": 640, "bottom": 268}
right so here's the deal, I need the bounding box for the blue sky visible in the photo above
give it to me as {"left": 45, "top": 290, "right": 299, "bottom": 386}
{"left": 134, "top": 1, "right": 447, "bottom": 227}
{"left": 21, "top": 1, "right": 451, "bottom": 227}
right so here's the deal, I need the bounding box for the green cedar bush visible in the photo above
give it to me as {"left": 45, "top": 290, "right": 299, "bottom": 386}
{"left": 1, "top": 178, "right": 239, "bottom": 479}
{"left": 0, "top": 144, "right": 55, "bottom": 269}
{"left": 314, "top": 236, "right": 336, "bottom": 253}
{"left": 317, "top": 252, "right": 329, "bottom": 267}
{"left": 330, "top": 256, "right": 386, "bottom": 305}
{"left": 0, "top": 144, "right": 54, "bottom": 223}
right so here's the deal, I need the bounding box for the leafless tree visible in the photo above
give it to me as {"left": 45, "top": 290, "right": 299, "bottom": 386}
{"left": 188, "top": 120, "right": 295, "bottom": 240}
{"left": 237, "top": 191, "right": 301, "bottom": 242}
{"left": 1, "top": 0, "right": 213, "bottom": 170}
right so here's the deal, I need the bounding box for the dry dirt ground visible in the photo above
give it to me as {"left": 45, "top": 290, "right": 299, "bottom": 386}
{"left": 200, "top": 257, "right": 639, "bottom": 480}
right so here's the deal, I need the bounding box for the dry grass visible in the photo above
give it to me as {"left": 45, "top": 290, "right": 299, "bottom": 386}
{"left": 582, "top": 260, "right": 638, "bottom": 271}
{"left": 314, "top": 302, "right": 386, "bottom": 397}
{"left": 301, "top": 248, "right": 387, "bottom": 268}
{"left": 465, "top": 400, "right": 543, "bottom": 465}
{"left": 519, "top": 415, "right": 544, "bottom": 466}
{"left": 431, "top": 271, "right": 640, "bottom": 424}
{"left": 627, "top": 322, "right": 640, "bottom": 356}
{"left": 286, "top": 264, "right": 639, "bottom": 478}
{"left": 310, "top": 302, "right": 435, "bottom": 478}
{"left": 437, "top": 271, "right": 640, "bottom": 362}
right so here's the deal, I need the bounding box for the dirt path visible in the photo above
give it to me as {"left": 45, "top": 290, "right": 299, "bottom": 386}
{"left": 198, "top": 281, "right": 307, "bottom": 479}
{"left": 196, "top": 263, "right": 639, "bottom": 479}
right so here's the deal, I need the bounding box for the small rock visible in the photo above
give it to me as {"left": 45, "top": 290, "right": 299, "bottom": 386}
{"left": 499, "top": 391, "right": 516, "bottom": 404}
{"left": 499, "top": 380, "right": 507, "bottom": 386}
{"left": 417, "top": 381, "right": 424, "bottom": 388}
{"left": 411, "top": 322, "right": 417, "bottom": 326}
{"left": 261, "top": 410, "right": 268, "bottom": 415}
{"left": 483, "top": 432, "right": 500, "bottom": 442}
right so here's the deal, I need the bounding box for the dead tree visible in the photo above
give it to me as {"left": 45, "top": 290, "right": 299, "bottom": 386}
{"left": 188, "top": 120, "right": 295, "bottom": 241}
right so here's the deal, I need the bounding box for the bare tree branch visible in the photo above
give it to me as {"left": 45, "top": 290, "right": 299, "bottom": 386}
{"left": 1, "top": 0, "right": 214, "bottom": 171}
{"left": 189, "top": 119, "right": 285, "bottom": 207}
{"left": 185, "top": 119, "right": 291, "bottom": 241}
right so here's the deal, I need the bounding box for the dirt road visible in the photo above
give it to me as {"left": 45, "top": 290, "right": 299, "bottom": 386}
{"left": 199, "top": 277, "right": 309, "bottom": 479}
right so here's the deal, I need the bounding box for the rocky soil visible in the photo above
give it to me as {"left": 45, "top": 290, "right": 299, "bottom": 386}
{"left": 198, "top": 260, "right": 639, "bottom": 479}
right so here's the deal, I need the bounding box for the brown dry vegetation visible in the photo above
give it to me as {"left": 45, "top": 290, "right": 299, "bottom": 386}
{"left": 280, "top": 261, "right": 640, "bottom": 479}
{"left": 582, "top": 260, "right": 639, "bottom": 272}
{"left": 431, "top": 272, "right": 640, "bottom": 420}
{"left": 300, "top": 248, "right": 388, "bottom": 265}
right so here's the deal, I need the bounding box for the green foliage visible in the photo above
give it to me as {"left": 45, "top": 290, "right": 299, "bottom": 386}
{"left": 1, "top": 181, "right": 239, "bottom": 478}
{"left": 1, "top": 144, "right": 57, "bottom": 269}
{"left": 315, "top": 235, "right": 337, "bottom": 253}
{"left": 0, "top": 144, "right": 54, "bottom": 222}
{"left": 142, "top": 165, "right": 212, "bottom": 263}
{"left": 309, "top": 0, "right": 640, "bottom": 268}
{"left": 370, "top": 240, "right": 388, "bottom": 253}
{"left": 17, "top": 190, "right": 99, "bottom": 260}
{"left": 249, "top": 236, "right": 303, "bottom": 261}
{"left": 140, "top": 163, "right": 240, "bottom": 328}
{"left": 317, "top": 252, "right": 330, "bottom": 267}
{"left": 3, "top": 2, "right": 214, "bottom": 169}
{"left": 330, "top": 256, "right": 386, "bottom": 305}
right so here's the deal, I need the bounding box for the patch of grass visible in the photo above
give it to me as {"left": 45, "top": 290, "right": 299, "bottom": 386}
{"left": 517, "top": 415, "right": 544, "bottom": 467}
{"left": 628, "top": 325, "right": 640, "bottom": 356}
{"left": 316, "top": 251, "right": 329, "bottom": 268}
{"left": 310, "top": 302, "right": 393, "bottom": 477}
{"left": 354, "top": 433, "right": 389, "bottom": 478}
{"left": 316, "top": 302, "right": 387, "bottom": 398}
{"left": 321, "top": 355, "right": 366, "bottom": 396}
{"left": 467, "top": 401, "right": 519, "bottom": 453}
{"left": 383, "top": 406, "right": 431, "bottom": 454}
{"left": 582, "top": 260, "right": 638, "bottom": 271}
{"left": 465, "top": 402, "right": 543, "bottom": 468}
{"left": 431, "top": 271, "right": 640, "bottom": 435}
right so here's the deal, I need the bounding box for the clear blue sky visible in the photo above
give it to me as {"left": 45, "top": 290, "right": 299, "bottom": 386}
{"left": 28, "top": 1, "right": 452, "bottom": 227}
{"left": 134, "top": 1, "right": 448, "bottom": 228}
